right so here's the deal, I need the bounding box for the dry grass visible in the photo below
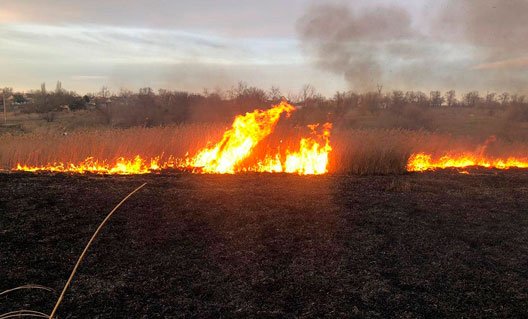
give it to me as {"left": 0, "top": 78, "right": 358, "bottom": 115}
{"left": 2, "top": 124, "right": 527, "bottom": 174}
{"left": 0, "top": 124, "right": 225, "bottom": 168}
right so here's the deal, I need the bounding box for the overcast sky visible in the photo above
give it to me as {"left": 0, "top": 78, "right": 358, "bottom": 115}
{"left": 0, "top": 0, "right": 526, "bottom": 95}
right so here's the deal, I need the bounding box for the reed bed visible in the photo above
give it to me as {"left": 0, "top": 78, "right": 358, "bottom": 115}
{"left": 2, "top": 124, "right": 527, "bottom": 174}
{"left": 0, "top": 124, "right": 225, "bottom": 168}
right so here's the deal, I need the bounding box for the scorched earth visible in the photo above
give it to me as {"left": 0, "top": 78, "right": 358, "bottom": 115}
{"left": 1, "top": 170, "right": 528, "bottom": 318}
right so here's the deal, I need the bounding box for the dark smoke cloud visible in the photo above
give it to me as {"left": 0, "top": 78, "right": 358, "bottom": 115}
{"left": 297, "top": 4, "right": 419, "bottom": 91}
{"left": 297, "top": 1, "right": 528, "bottom": 92}
{"left": 437, "top": 0, "right": 528, "bottom": 64}
{"left": 435, "top": 0, "right": 528, "bottom": 91}
{"left": 437, "top": 0, "right": 528, "bottom": 54}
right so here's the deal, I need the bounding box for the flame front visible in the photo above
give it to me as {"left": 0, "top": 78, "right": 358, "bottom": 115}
{"left": 284, "top": 123, "right": 332, "bottom": 175}
{"left": 187, "top": 101, "right": 295, "bottom": 173}
{"left": 15, "top": 156, "right": 168, "bottom": 175}
{"left": 12, "top": 102, "right": 334, "bottom": 175}
{"left": 407, "top": 152, "right": 528, "bottom": 172}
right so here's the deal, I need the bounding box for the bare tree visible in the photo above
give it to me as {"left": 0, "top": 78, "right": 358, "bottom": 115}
{"left": 376, "top": 84, "right": 383, "bottom": 96}
{"left": 485, "top": 92, "right": 497, "bottom": 107}
{"left": 511, "top": 94, "right": 525, "bottom": 105}
{"left": 267, "top": 86, "right": 282, "bottom": 102}
{"left": 98, "top": 86, "right": 111, "bottom": 99}
{"left": 55, "top": 81, "right": 63, "bottom": 94}
{"left": 463, "top": 91, "right": 480, "bottom": 107}
{"left": 430, "top": 91, "right": 444, "bottom": 107}
{"left": 445, "top": 90, "right": 456, "bottom": 107}
{"left": 499, "top": 92, "right": 510, "bottom": 106}
{"left": 391, "top": 90, "right": 405, "bottom": 109}
{"left": 2, "top": 87, "right": 13, "bottom": 124}
{"left": 300, "top": 84, "right": 317, "bottom": 102}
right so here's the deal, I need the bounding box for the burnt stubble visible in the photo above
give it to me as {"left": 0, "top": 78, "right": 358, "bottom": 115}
{"left": 1, "top": 171, "right": 528, "bottom": 318}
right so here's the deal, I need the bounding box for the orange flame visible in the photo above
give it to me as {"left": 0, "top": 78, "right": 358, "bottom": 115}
{"left": 186, "top": 101, "right": 295, "bottom": 173}
{"left": 284, "top": 123, "right": 332, "bottom": 175}
{"left": 12, "top": 102, "right": 334, "bottom": 175}
{"left": 407, "top": 152, "right": 528, "bottom": 172}
{"left": 15, "top": 156, "right": 165, "bottom": 175}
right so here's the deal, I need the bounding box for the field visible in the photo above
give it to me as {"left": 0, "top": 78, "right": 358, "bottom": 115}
{"left": 3, "top": 122, "right": 528, "bottom": 176}
{"left": 2, "top": 171, "right": 528, "bottom": 318}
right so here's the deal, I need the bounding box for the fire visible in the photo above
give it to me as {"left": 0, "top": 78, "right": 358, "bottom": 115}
{"left": 284, "top": 123, "right": 332, "bottom": 175}
{"left": 186, "top": 101, "right": 295, "bottom": 173}
{"left": 407, "top": 152, "right": 528, "bottom": 172}
{"left": 15, "top": 156, "right": 165, "bottom": 175}
{"left": 12, "top": 102, "right": 334, "bottom": 175}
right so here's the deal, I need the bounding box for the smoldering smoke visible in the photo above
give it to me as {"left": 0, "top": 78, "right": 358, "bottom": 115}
{"left": 297, "top": 1, "right": 528, "bottom": 92}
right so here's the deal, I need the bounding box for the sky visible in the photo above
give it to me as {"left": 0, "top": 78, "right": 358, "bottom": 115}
{"left": 0, "top": 0, "right": 526, "bottom": 96}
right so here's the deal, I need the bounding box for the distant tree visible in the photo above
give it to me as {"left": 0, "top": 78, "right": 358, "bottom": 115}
{"left": 334, "top": 91, "right": 359, "bottom": 109}
{"left": 55, "top": 81, "right": 64, "bottom": 94}
{"left": 267, "top": 86, "right": 282, "bottom": 102}
{"left": 226, "top": 82, "right": 267, "bottom": 112}
{"left": 511, "top": 94, "right": 525, "bottom": 105}
{"left": 2, "top": 87, "right": 13, "bottom": 123}
{"left": 404, "top": 91, "right": 417, "bottom": 104}
{"left": 499, "top": 92, "right": 510, "bottom": 106}
{"left": 13, "top": 93, "right": 27, "bottom": 104}
{"left": 118, "top": 88, "right": 134, "bottom": 99}
{"left": 228, "top": 82, "right": 249, "bottom": 99}
{"left": 415, "top": 92, "right": 429, "bottom": 107}
{"left": 32, "top": 83, "right": 56, "bottom": 121}
{"left": 139, "top": 87, "right": 154, "bottom": 96}
{"left": 98, "top": 86, "right": 111, "bottom": 99}
{"left": 376, "top": 84, "right": 383, "bottom": 96}
{"left": 429, "top": 91, "right": 444, "bottom": 107}
{"left": 2, "top": 87, "right": 13, "bottom": 97}
{"left": 463, "top": 91, "right": 480, "bottom": 107}
{"left": 404, "top": 91, "right": 429, "bottom": 107}
{"left": 68, "top": 97, "right": 85, "bottom": 110}
{"left": 390, "top": 90, "right": 405, "bottom": 109}
{"left": 445, "top": 90, "right": 456, "bottom": 107}
{"left": 299, "top": 84, "right": 316, "bottom": 102}
{"left": 484, "top": 92, "right": 497, "bottom": 107}
{"left": 361, "top": 92, "right": 381, "bottom": 112}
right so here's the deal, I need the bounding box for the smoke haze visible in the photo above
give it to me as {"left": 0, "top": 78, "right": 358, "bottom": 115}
{"left": 297, "top": 1, "right": 528, "bottom": 92}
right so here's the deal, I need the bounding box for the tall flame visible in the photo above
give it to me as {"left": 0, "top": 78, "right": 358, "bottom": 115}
{"left": 11, "top": 101, "right": 334, "bottom": 175}
{"left": 284, "top": 123, "right": 332, "bottom": 175}
{"left": 187, "top": 101, "right": 295, "bottom": 173}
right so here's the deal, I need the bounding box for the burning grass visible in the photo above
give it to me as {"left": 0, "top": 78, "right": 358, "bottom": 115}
{"left": 0, "top": 123, "right": 224, "bottom": 169}
{"left": 2, "top": 109, "right": 528, "bottom": 175}
{"left": 0, "top": 125, "right": 417, "bottom": 175}
{"left": 1, "top": 102, "right": 333, "bottom": 175}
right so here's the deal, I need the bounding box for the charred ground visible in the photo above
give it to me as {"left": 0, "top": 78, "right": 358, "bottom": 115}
{"left": 1, "top": 171, "right": 528, "bottom": 318}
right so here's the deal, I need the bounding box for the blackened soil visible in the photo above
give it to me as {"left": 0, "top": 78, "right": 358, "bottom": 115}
{"left": 1, "top": 171, "right": 528, "bottom": 318}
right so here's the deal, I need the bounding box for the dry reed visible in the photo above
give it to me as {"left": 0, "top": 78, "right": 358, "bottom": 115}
{"left": 2, "top": 124, "right": 527, "bottom": 174}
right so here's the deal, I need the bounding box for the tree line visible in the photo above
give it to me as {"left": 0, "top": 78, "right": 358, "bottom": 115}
{"left": 3, "top": 82, "right": 528, "bottom": 126}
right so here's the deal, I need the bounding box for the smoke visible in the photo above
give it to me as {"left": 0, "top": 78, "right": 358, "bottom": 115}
{"left": 297, "top": 1, "right": 528, "bottom": 92}
{"left": 434, "top": 0, "right": 528, "bottom": 91}
{"left": 436, "top": 0, "right": 528, "bottom": 57}
{"left": 297, "top": 4, "right": 419, "bottom": 91}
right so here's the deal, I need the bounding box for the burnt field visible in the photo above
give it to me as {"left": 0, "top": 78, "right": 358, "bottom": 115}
{"left": 1, "top": 171, "right": 528, "bottom": 318}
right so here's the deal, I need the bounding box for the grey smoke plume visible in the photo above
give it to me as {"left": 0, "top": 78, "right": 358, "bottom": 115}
{"left": 297, "top": 4, "right": 418, "bottom": 91}
{"left": 437, "top": 0, "right": 528, "bottom": 65}
{"left": 297, "top": 1, "right": 528, "bottom": 92}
